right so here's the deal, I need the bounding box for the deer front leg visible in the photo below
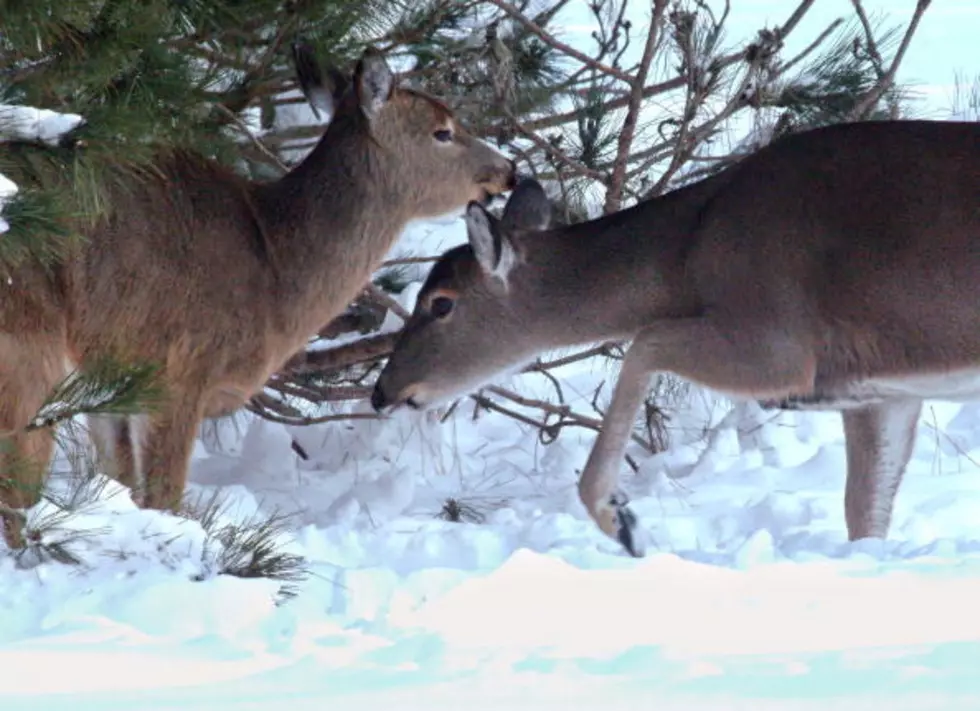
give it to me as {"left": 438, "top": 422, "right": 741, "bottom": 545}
{"left": 842, "top": 399, "right": 921, "bottom": 541}
{"left": 579, "top": 316, "right": 816, "bottom": 557}
{"left": 578, "top": 349, "right": 651, "bottom": 557}
{"left": 139, "top": 392, "right": 205, "bottom": 512}
{"left": 0, "top": 335, "right": 68, "bottom": 549}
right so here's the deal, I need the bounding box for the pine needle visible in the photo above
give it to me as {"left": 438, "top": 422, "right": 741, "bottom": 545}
{"left": 26, "top": 357, "right": 163, "bottom": 434}
{"left": 183, "top": 489, "right": 309, "bottom": 605}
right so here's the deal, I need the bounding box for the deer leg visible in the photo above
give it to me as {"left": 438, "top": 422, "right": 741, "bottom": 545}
{"left": 138, "top": 391, "right": 205, "bottom": 512}
{"left": 578, "top": 349, "right": 651, "bottom": 557}
{"left": 88, "top": 414, "right": 143, "bottom": 503}
{"left": 841, "top": 399, "right": 921, "bottom": 541}
{"left": 578, "top": 316, "right": 816, "bottom": 557}
{"left": 0, "top": 335, "right": 68, "bottom": 548}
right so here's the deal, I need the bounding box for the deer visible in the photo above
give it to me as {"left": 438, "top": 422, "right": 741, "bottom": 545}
{"left": 370, "top": 119, "right": 980, "bottom": 558}
{"left": 0, "top": 42, "right": 517, "bottom": 548}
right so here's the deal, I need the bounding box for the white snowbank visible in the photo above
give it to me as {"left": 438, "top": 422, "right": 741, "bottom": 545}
{"left": 0, "top": 370, "right": 978, "bottom": 708}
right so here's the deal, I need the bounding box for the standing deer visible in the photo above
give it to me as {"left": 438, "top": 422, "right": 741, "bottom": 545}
{"left": 371, "top": 119, "right": 980, "bottom": 558}
{"left": 0, "top": 43, "right": 516, "bottom": 546}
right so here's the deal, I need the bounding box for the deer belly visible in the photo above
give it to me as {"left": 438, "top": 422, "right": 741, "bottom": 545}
{"left": 204, "top": 387, "right": 250, "bottom": 418}
{"left": 827, "top": 368, "right": 980, "bottom": 406}
{"left": 204, "top": 351, "right": 294, "bottom": 418}
{"left": 852, "top": 369, "right": 980, "bottom": 402}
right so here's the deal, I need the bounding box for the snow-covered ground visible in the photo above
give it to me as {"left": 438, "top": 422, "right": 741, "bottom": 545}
{"left": 3, "top": 101, "right": 980, "bottom": 709}
{"left": 1, "top": 213, "right": 980, "bottom": 709}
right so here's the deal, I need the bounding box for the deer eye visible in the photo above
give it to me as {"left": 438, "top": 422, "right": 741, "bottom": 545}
{"left": 430, "top": 295, "right": 455, "bottom": 319}
{"left": 433, "top": 129, "right": 453, "bottom": 143}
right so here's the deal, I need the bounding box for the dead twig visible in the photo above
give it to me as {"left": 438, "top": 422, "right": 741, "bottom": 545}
{"left": 279, "top": 332, "right": 397, "bottom": 375}
{"left": 604, "top": 0, "right": 669, "bottom": 213}
{"left": 847, "top": 0, "right": 932, "bottom": 120}
{"left": 485, "top": 0, "right": 634, "bottom": 84}
{"left": 363, "top": 282, "right": 410, "bottom": 321}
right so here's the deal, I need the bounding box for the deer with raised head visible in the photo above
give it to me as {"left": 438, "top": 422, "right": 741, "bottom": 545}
{"left": 0, "top": 43, "right": 516, "bottom": 545}
{"left": 371, "top": 119, "right": 980, "bottom": 558}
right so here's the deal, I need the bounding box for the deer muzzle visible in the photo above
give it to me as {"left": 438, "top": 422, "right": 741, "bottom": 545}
{"left": 478, "top": 160, "right": 519, "bottom": 198}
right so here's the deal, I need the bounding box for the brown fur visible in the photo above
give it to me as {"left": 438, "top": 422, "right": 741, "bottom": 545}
{"left": 372, "top": 120, "right": 980, "bottom": 556}
{"left": 0, "top": 48, "right": 516, "bottom": 542}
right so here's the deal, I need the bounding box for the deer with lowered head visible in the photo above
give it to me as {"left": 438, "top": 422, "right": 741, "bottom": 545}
{"left": 371, "top": 119, "right": 980, "bottom": 558}
{"left": 0, "top": 43, "right": 516, "bottom": 546}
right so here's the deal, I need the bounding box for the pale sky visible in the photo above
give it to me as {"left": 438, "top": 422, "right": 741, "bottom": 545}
{"left": 559, "top": 0, "right": 978, "bottom": 117}
{"left": 700, "top": 0, "right": 978, "bottom": 116}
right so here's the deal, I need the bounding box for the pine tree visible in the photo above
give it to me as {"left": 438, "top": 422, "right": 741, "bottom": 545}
{"left": 0, "top": 0, "right": 571, "bottom": 499}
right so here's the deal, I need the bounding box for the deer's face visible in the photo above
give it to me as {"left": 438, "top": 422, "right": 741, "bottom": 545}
{"left": 372, "top": 179, "right": 553, "bottom": 412}
{"left": 298, "top": 47, "right": 516, "bottom": 216}
{"left": 374, "top": 92, "right": 518, "bottom": 217}
{"left": 307, "top": 49, "right": 516, "bottom": 217}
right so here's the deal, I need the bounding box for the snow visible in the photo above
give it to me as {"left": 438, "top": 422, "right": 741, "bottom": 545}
{"left": 2, "top": 315, "right": 980, "bottom": 708}
{"left": 2, "top": 106, "right": 979, "bottom": 709}
{"left": 0, "top": 105, "right": 84, "bottom": 234}
{"left": 0, "top": 104, "right": 84, "bottom": 146}
{"left": 0, "top": 172, "right": 15, "bottom": 234}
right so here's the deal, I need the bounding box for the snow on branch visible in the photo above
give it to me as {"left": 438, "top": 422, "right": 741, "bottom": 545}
{"left": 0, "top": 172, "right": 15, "bottom": 235}
{"left": 0, "top": 105, "right": 85, "bottom": 235}
{"left": 0, "top": 105, "right": 84, "bottom": 145}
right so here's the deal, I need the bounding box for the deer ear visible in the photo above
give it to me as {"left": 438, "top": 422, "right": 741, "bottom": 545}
{"left": 500, "top": 178, "right": 552, "bottom": 232}
{"left": 465, "top": 202, "right": 517, "bottom": 285}
{"left": 326, "top": 67, "right": 350, "bottom": 105}
{"left": 292, "top": 41, "right": 344, "bottom": 119}
{"left": 354, "top": 47, "right": 394, "bottom": 122}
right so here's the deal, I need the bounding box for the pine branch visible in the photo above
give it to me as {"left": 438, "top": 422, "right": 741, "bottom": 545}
{"left": 0, "top": 358, "right": 162, "bottom": 440}
{"left": 0, "top": 188, "right": 78, "bottom": 270}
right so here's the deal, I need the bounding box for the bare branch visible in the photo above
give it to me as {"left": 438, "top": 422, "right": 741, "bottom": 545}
{"left": 279, "top": 332, "right": 398, "bottom": 375}
{"left": 780, "top": 0, "right": 819, "bottom": 39}
{"left": 246, "top": 402, "right": 378, "bottom": 427}
{"left": 485, "top": 0, "right": 635, "bottom": 84}
{"left": 779, "top": 18, "right": 845, "bottom": 76}
{"left": 847, "top": 0, "right": 932, "bottom": 120}
{"left": 507, "top": 111, "right": 608, "bottom": 183}
{"left": 603, "top": 0, "right": 668, "bottom": 214}
{"left": 363, "top": 282, "right": 410, "bottom": 321}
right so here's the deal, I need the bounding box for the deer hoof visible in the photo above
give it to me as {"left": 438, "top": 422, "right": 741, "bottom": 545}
{"left": 607, "top": 491, "right": 644, "bottom": 558}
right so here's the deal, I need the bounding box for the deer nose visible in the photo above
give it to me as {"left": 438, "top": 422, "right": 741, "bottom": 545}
{"left": 370, "top": 383, "right": 388, "bottom": 412}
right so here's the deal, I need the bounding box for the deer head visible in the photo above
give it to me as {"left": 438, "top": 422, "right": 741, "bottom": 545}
{"left": 291, "top": 43, "right": 517, "bottom": 222}
{"left": 371, "top": 178, "right": 554, "bottom": 411}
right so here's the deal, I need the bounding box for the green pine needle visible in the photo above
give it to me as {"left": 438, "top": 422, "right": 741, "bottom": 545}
{"left": 0, "top": 188, "right": 79, "bottom": 269}
{"left": 29, "top": 358, "right": 164, "bottom": 433}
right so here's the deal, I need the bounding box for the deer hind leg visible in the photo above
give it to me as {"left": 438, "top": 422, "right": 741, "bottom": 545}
{"left": 88, "top": 414, "right": 145, "bottom": 503}
{"left": 578, "top": 316, "right": 816, "bottom": 557}
{"left": 841, "top": 399, "right": 921, "bottom": 541}
{"left": 0, "top": 335, "right": 68, "bottom": 548}
{"left": 138, "top": 386, "right": 205, "bottom": 513}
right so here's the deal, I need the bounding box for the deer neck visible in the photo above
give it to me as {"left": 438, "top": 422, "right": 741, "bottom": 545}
{"left": 254, "top": 119, "right": 412, "bottom": 334}
{"left": 514, "top": 203, "right": 699, "bottom": 348}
